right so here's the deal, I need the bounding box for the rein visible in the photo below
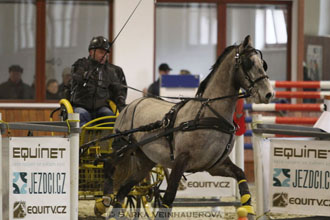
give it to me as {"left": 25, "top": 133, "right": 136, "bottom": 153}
{"left": 79, "top": 91, "right": 248, "bottom": 158}
{"left": 116, "top": 83, "right": 250, "bottom": 102}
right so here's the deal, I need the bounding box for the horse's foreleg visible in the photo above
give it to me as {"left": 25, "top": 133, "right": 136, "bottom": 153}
{"left": 207, "top": 157, "right": 255, "bottom": 218}
{"left": 156, "top": 152, "right": 190, "bottom": 220}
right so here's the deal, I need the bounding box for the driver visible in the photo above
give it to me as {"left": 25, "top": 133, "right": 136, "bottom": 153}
{"left": 66, "top": 36, "right": 127, "bottom": 126}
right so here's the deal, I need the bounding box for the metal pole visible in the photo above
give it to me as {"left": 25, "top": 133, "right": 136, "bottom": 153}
{"left": 230, "top": 138, "right": 238, "bottom": 199}
{"left": 69, "top": 113, "right": 80, "bottom": 220}
{"left": 235, "top": 135, "right": 244, "bottom": 171}
{"left": 252, "top": 114, "right": 266, "bottom": 219}
{"left": 236, "top": 135, "right": 244, "bottom": 200}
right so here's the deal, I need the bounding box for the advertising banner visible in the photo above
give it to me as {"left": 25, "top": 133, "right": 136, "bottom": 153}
{"left": 160, "top": 171, "right": 236, "bottom": 198}
{"left": 269, "top": 139, "right": 330, "bottom": 216}
{"left": 9, "top": 137, "right": 70, "bottom": 220}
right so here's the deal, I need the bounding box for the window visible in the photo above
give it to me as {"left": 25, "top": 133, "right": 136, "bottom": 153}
{"left": 18, "top": 3, "right": 36, "bottom": 49}
{"left": 46, "top": 0, "right": 109, "bottom": 100}
{"left": 156, "top": 3, "right": 217, "bottom": 78}
{"left": 0, "top": 2, "right": 36, "bottom": 100}
{"left": 188, "top": 4, "right": 217, "bottom": 46}
{"left": 265, "top": 8, "right": 287, "bottom": 46}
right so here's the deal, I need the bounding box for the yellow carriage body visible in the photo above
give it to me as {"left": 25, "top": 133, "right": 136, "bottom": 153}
{"left": 58, "top": 99, "right": 165, "bottom": 199}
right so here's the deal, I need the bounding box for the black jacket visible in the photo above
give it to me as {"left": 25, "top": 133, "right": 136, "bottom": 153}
{"left": 67, "top": 57, "right": 127, "bottom": 112}
{"left": 0, "top": 80, "right": 33, "bottom": 99}
{"left": 147, "top": 79, "right": 160, "bottom": 97}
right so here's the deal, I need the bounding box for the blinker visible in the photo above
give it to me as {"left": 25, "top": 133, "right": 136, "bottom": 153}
{"left": 263, "top": 60, "right": 268, "bottom": 72}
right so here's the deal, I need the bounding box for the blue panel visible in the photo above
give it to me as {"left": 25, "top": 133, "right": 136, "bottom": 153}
{"left": 161, "top": 75, "right": 200, "bottom": 88}
{"left": 245, "top": 116, "right": 252, "bottom": 123}
{"left": 244, "top": 103, "right": 252, "bottom": 110}
{"left": 244, "top": 143, "right": 253, "bottom": 149}
{"left": 244, "top": 130, "right": 253, "bottom": 137}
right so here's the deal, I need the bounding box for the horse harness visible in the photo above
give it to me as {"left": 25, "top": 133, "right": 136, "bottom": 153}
{"left": 235, "top": 46, "right": 269, "bottom": 95}
{"left": 82, "top": 45, "right": 266, "bottom": 166}
{"left": 111, "top": 97, "right": 238, "bottom": 167}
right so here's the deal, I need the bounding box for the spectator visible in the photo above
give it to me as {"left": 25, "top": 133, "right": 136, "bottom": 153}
{"left": 66, "top": 36, "right": 127, "bottom": 126}
{"left": 58, "top": 67, "right": 72, "bottom": 98}
{"left": 46, "top": 79, "right": 60, "bottom": 100}
{"left": 179, "top": 69, "right": 191, "bottom": 75}
{"left": 147, "top": 63, "right": 172, "bottom": 96}
{"left": 0, "top": 65, "right": 33, "bottom": 99}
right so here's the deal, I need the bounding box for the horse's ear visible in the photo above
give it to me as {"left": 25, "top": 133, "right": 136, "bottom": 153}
{"left": 242, "top": 35, "right": 252, "bottom": 48}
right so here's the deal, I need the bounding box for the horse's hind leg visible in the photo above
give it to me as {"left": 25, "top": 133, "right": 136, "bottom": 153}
{"left": 207, "top": 157, "right": 255, "bottom": 219}
{"left": 156, "top": 152, "right": 190, "bottom": 220}
{"left": 94, "top": 159, "right": 116, "bottom": 216}
{"left": 112, "top": 152, "right": 156, "bottom": 218}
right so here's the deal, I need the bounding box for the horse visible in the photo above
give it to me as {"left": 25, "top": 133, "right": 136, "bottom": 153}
{"left": 99, "top": 35, "right": 273, "bottom": 219}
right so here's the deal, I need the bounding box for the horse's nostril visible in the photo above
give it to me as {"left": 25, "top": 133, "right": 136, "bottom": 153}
{"left": 266, "top": 92, "right": 272, "bottom": 99}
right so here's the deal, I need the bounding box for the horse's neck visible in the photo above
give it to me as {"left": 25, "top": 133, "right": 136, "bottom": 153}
{"left": 202, "top": 57, "right": 238, "bottom": 120}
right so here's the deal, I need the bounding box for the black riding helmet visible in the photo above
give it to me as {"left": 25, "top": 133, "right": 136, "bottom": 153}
{"left": 88, "top": 36, "right": 110, "bottom": 52}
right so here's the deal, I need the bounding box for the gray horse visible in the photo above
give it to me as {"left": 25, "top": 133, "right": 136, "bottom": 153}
{"left": 98, "top": 35, "right": 273, "bottom": 219}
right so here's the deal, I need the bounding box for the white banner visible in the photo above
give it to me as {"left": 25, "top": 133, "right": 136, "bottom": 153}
{"left": 269, "top": 139, "right": 330, "bottom": 216}
{"left": 160, "top": 171, "right": 236, "bottom": 198}
{"left": 9, "top": 137, "right": 70, "bottom": 220}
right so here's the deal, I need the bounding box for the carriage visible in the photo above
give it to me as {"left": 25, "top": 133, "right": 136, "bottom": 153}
{"left": 51, "top": 98, "right": 167, "bottom": 218}
{"left": 52, "top": 35, "right": 273, "bottom": 220}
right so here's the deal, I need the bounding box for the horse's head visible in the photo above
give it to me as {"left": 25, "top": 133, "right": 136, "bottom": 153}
{"left": 235, "top": 35, "right": 274, "bottom": 103}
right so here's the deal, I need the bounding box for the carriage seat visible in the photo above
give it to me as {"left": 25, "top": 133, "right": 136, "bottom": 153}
{"left": 59, "top": 98, "right": 118, "bottom": 154}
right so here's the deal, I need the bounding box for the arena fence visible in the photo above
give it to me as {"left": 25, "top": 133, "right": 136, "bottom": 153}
{"left": 0, "top": 113, "right": 80, "bottom": 220}
{"left": 240, "top": 81, "right": 330, "bottom": 150}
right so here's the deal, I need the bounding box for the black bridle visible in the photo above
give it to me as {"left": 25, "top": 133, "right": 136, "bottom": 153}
{"left": 234, "top": 46, "right": 269, "bottom": 95}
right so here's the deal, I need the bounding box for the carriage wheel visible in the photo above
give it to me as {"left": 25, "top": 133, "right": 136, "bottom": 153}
{"left": 103, "top": 166, "right": 166, "bottom": 219}
{"left": 140, "top": 166, "right": 167, "bottom": 218}
{"left": 125, "top": 166, "right": 167, "bottom": 219}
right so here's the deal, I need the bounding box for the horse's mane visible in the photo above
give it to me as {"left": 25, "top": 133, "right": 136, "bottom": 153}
{"left": 196, "top": 45, "right": 236, "bottom": 97}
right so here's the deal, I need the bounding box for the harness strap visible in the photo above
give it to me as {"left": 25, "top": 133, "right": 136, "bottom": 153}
{"left": 130, "top": 97, "right": 147, "bottom": 129}
{"left": 206, "top": 132, "right": 234, "bottom": 171}
{"left": 182, "top": 117, "right": 235, "bottom": 134}
{"left": 163, "top": 100, "right": 189, "bottom": 160}
{"left": 114, "top": 116, "right": 236, "bottom": 161}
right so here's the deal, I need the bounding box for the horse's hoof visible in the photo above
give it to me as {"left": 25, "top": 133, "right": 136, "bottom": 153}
{"left": 94, "top": 198, "right": 109, "bottom": 217}
{"left": 241, "top": 205, "right": 256, "bottom": 215}
{"left": 237, "top": 207, "right": 248, "bottom": 219}
{"left": 237, "top": 206, "right": 255, "bottom": 220}
{"left": 247, "top": 213, "right": 256, "bottom": 220}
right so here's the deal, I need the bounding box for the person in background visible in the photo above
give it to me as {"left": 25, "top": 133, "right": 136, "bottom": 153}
{"left": 46, "top": 79, "right": 60, "bottom": 100}
{"left": 0, "top": 65, "right": 33, "bottom": 99}
{"left": 58, "top": 67, "right": 72, "bottom": 98}
{"left": 179, "top": 69, "right": 191, "bottom": 75}
{"left": 146, "top": 63, "right": 172, "bottom": 97}
{"left": 66, "top": 36, "right": 127, "bottom": 126}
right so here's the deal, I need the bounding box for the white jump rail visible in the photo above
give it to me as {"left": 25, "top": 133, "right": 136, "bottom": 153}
{"left": 0, "top": 113, "right": 80, "bottom": 220}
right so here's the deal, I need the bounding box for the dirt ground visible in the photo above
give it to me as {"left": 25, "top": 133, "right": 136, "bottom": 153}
{"left": 78, "top": 183, "right": 322, "bottom": 220}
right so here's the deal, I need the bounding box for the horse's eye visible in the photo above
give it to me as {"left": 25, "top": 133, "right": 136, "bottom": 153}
{"left": 263, "top": 60, "right": 268, "bottom": 71}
